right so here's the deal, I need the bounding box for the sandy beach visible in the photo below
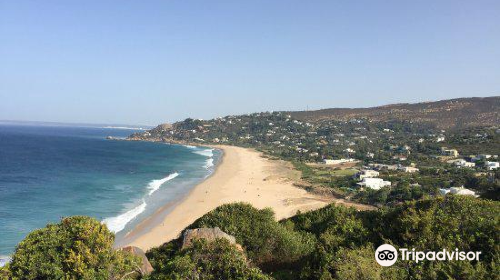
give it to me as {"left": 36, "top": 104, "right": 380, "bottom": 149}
{"left": 119, "top": 145, "right": 362, "bottom": 251}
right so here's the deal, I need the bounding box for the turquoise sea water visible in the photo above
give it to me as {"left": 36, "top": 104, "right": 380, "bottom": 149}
{"left": 0, "top": 123, "right": 220, "bottom": 260}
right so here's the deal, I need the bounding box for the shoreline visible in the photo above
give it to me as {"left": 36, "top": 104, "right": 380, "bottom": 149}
{"left": 114, "top": 144, "right": 225, "bottom": 248}
{"left": 119, "top": 145, "right": 334, "bottom": 251}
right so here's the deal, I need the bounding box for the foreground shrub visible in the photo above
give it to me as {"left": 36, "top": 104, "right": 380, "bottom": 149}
{"left": 285, "top": 203, "right": 370, "bottom": 250}
{"left": 146, "top": 197, "right": 499, "bottom": 280}
{"left": 187, "top": 203, "right": 315, "bottom": 267}
{"left": 326, "top": 245, "right": 407, "bottom": 280}
{"left": 0, "top": 265, "right": 10, "bottom": 280}
{"left": 287, "top": 196, "right": 500, "bottom": 280}
{"left": 377, "top": 195, "right": 500, "bottom": 279}
{"left": 9, "top": 216, "right": 140, "bottom": 280}
{"left": 147, "top": 238, "right": 272, "bottom": 280}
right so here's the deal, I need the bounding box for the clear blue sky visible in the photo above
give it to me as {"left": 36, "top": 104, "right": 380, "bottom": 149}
{"left": 1, "top": 1, "right": 499, "bottom": 125}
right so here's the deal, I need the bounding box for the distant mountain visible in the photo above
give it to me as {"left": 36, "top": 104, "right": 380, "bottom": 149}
{"left": 288, "top": 96, "right": 500, "bottom": 129}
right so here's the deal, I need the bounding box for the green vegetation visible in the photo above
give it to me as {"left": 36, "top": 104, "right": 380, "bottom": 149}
{"left": 3, "top": 197, "right": 499, "bottom": 279}
{"left": 6, "top": 216, "right": 140, "bottom": 280}
{"left": 187, "top": 203, "right": 315, "bottom": 268}
{"left": 0, "top": 266, "right": 9, "bottom": 280}
{"left": 5, "top": 99, "right": 499, "bottom": 278}
{"left": 142, "top": 197, "right": 500, "bottom": 280}
{"left": 131, "top": 110, "right": 499, "bottom": 204}
{"left": 146, "top": 239, "right": 271, "bottom": 280}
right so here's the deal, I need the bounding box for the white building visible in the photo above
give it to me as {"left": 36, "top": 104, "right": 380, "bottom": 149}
{"left": 471, "top": 154, "right": 492, "bottom": 161}
{"left": 436, "top": 136, "right": 445, "bottom": 142}
{"left": 357, "top": 178, "right": 391, "bottom": 190}
{"left": 454, "top": 159, "right": 476, "bottom": 168}
{"left": 439, "top": 187, "right": 478, "bottom": 197}
{"left": 485, "top": 161, "right": 499, "bottom": 171}
{"left": 323, "top": 158, "right": 357, "bottom": 165}
{"left": 356, "top": 170, "right": 380, "bottom": 180}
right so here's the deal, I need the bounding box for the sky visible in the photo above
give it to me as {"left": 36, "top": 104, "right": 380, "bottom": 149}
{"left": 1, "top": 1, "right": 499, "bottom": 125}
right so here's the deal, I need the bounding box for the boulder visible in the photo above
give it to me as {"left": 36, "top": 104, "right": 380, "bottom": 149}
{"left": 182, "top": 227, "right": 239, "bottom": 250}
{"left": 120, "top": 246, "right": 154, "bottom": 276}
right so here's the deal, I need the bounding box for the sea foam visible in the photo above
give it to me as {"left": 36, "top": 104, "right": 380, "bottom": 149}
{"left": 204, "top": 158, "right": 214, "bottom": 169}
{"left": 192, "top": 148, "right": 215, "bottom": 169}
{"left": 0, "top": 256, "right": 11, "bottom": 268}
{"left": 103, "top": 200, "right": 147, "bottom": 233}
{"left": 193, "top": 148, "right": 214, "bottom": 158}
{"left": 147, "top": 172, "right": 179, "bottom": 195}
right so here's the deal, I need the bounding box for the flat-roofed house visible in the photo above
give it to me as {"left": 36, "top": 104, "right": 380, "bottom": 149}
{"left": 357, "top": 178, "right": 391, "bottom": 190}
{"left": 356, "top": 170, "right": 380, "bottom": 180}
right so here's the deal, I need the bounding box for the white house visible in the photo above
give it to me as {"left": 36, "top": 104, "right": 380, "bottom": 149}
{"left": 323, "top": 158, "right": 357, "bottom": 165}
{"left": 454, "top": 159, "right": 475, "bottom": 168}
{"left": 357, "top": 178, "right": 391, "bottom": 190}
{"left": 356, "top": 170, "right": 380, "bottom": 180}
{"left": 485, "top": 161, "right": 499, "bottom": 171}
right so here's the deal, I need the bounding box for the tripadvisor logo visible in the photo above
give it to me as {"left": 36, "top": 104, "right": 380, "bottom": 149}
{"left": 375, "top": 244, "right": 398, "bottom": 266}
{"left": 375, "top": 244, "right": 481, "bottom": 267}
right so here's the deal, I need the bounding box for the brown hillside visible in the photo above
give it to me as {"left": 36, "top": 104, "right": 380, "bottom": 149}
{"left": 288, "top": 96, "right": 500, "bottom": 129}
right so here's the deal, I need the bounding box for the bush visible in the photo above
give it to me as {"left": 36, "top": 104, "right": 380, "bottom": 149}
{"left": 286, "top": 203, "right": 369, "bottom": 247}
{"left": 9, "top": 216, "right": 140, "bottom": 280}
{"left": 188, "top": 203, "right": 315, "bottom": 267}
{"left": 327, "top": 245, "right": 407, "bottom": 280}
{"left": 0, "top": 265, "right": 10, "bottom": 280}
{"left": 284, "top": 196, "right": 500, "bottom": 280}
{"left": 147, "top": 238, "right": 272, "bottom": 280}
{"left": 150, "top": 197, "right": 500, "bottom": 280}
{"left": 377, "top": 195, "right": 500, "bottom": 279}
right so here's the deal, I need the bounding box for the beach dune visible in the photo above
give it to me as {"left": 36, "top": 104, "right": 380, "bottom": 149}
{"left": 119, "top": 145, "right": 333, "bottom": 251}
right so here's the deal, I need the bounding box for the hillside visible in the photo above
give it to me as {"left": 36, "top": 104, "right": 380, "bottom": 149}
{"left": 288, "top": 96, "right": 500, "bottom": 129}
{"left": 128, "top": 95, "right": 499, "bottom": 204}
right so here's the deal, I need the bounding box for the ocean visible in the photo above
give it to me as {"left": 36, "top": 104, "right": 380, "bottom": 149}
{"left": 0, "top": 122, "right": 220, "bottom": 261}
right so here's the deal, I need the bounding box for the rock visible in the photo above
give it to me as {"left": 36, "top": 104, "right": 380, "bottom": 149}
{"left": 120, "top": 246, "right": 154, "bottom": 276}
{"left": 182, "top": 227, "right": 239, "bottom": 250}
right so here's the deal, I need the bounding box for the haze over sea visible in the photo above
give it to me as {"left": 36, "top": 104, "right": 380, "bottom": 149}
{"left": 0, "top": 122, "right": 220, "bottom": 258}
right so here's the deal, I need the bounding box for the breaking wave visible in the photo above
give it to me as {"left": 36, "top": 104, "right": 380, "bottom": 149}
{"left": 191, "top": 148, "right": 215, "bottom": 169}
{"left": 204, "top": 158, "right": 214, "bottom": 169}
{"left": 103, "top": 200, "right": 147, "bottom": 233}
{"left": 193, "top": 148, "right": 214, "bottom": 157}
{"left": 147, "top": 172, "right": 180, "bottom": 195}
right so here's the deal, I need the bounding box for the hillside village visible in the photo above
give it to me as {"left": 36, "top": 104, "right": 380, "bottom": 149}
{"left": 129, "top": 101, "right": 500, "bottom": 206}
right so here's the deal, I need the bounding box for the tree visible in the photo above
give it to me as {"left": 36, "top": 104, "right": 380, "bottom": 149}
{"left": 378, "top": 196, "right": 500, "bottom": 279}
{"left": 9, "top": 216, "right": 140, "bottom": 280}
{"left": 146, "top": 238, "right": 272, "bottom": 280}
{"left": 188, "top": 203, "right": 315, "bottom": 268}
